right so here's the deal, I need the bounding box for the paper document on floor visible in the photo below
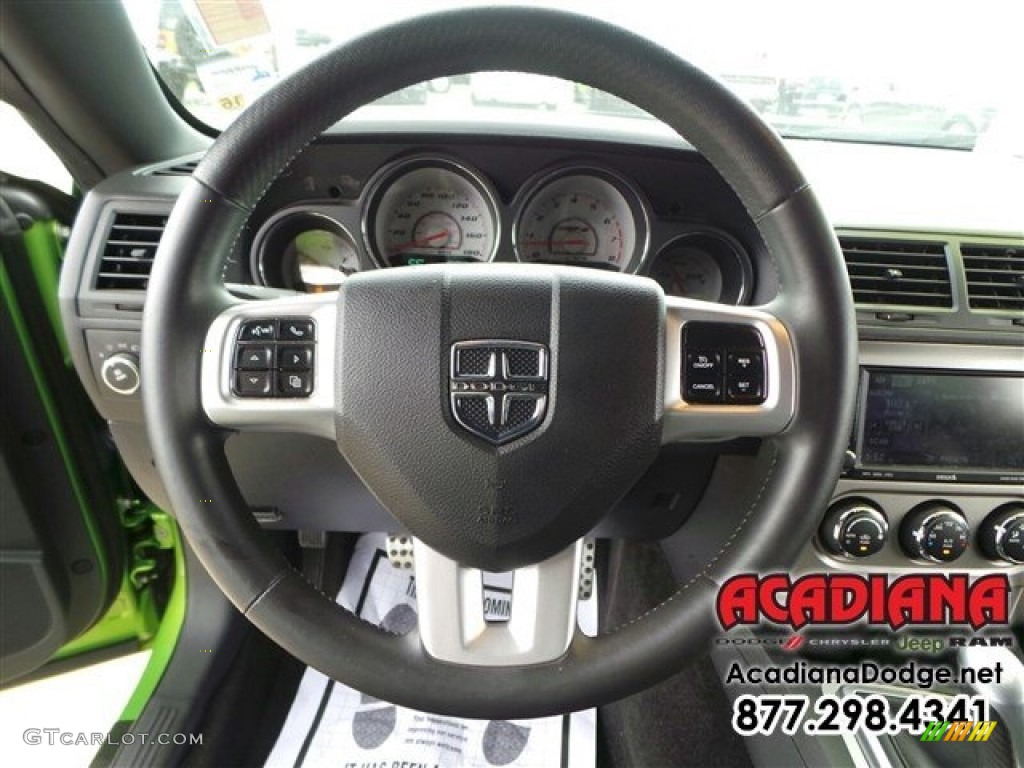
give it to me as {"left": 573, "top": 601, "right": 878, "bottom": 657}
{"left": 266, "top": 533, "right": 597, "bottom": 768}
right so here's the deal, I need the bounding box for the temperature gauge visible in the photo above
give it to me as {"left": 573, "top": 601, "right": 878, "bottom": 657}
{"left": 649, "top": 232, "right": 752, "bottom": 304}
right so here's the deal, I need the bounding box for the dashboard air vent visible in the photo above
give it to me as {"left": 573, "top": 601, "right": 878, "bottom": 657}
{"left": 961, "top": 244, "right": 1024, "bottom": 312}
{"left": 838, "top": 237, "right": 953, "bottom": 308}
{"left": 95, "top": 212, "right": 167, "bottom": 290}
{"left": 149, "top": 159, "right": 199, "bottom": 177}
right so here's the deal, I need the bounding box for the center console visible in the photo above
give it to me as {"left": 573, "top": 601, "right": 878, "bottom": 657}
{"left": 723, "top": 341, "right": 1023, "bottom": 768}
{"left": 806, "top": 341, "right": 1024, "bottom": 575}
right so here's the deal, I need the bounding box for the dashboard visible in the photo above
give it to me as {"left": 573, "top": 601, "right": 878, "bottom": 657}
{"left": 56, "top": 129, "right": 1023, "bottom": 581}
{"left": 248, "top": 151, "right": 753, "bottom": 305}
{"left": 236, "top": 140, "right": 765, "bottom": 307}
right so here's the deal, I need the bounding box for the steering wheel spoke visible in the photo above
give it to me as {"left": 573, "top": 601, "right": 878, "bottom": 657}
{"left": 662, "top": 296, "right": 796, "bottom": 442}
{"left": 200, "top": 293, "right": 337, "bottom": 439}
{"left": 413, "top": 538, "right": 582, "bottom": 666}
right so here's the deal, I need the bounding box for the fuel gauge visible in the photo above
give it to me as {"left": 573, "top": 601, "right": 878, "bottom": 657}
{"left": 288, "top": 228, "right": 359, "bottom": 292}
{"left": 253, "top": 211, "right": 361, "bottom": 293}
{"left": 649, "top": 232, "right": 752, "bottom": 305}
{"left": 652, "top": 244, "right": 722, "bottom": 301}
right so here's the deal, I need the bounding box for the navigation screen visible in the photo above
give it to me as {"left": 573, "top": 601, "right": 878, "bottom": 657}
{"left": 860, "top": 371, "right": 1024, "bottom": 471}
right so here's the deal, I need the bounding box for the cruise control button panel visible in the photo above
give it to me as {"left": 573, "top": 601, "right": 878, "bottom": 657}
{"left": 233, "top": 317, "right": 315, "bottom": 398}
{"left": 726, "top": 351, "right": 764, "bottom": 401}
{"left": 683, "top": 322, "right": 766, "bottom": 405}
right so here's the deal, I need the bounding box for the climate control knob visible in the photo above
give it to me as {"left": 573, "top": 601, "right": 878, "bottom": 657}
{"left": 100, "top": 353, "right": 141, "bottom": 396}
{"left": 820, "top": 499, "right": 888, "bottom": 558}
{"left": 978, "top": 504, "right": 1024, "bottom": 564}
{"left": 900, "top": 502, "right": 969, "bottom": 563}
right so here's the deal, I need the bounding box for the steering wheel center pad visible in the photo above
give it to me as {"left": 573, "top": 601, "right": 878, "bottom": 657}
{"left": 337, "top": 264, "right": 664, "bottom": 571}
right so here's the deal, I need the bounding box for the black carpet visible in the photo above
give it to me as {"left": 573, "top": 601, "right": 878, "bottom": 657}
{"left": 598, "top": 540, "right": 753, "bottom": 768}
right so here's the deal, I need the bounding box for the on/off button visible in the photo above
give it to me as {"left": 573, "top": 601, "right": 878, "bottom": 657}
{"left": 684, "top": 350, "right": 723, "bottom": 403}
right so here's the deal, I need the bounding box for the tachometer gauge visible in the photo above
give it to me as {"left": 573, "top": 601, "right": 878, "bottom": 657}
{"left": 514, "top": 169, "right": 648, "bottom": 272}
{"left": 649, "top": 232, "right": 753, "bottom": 304}
{"left": 253, "top": 211, "right": 360, "bottom": 293}
{"left": 365, "top": 158, "right": 499, "bottom": 267}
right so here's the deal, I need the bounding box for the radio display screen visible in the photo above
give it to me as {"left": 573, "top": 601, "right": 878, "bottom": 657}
{"left": 859, "top": 370, "right": 1024, "bottom": 472}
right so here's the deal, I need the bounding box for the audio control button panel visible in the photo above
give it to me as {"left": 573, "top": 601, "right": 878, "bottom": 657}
{"left": 233, "top": 318, "right": 315, "bottom": 399}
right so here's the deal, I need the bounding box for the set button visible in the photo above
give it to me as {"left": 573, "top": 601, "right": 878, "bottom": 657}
{"left": 726, "top": 351, "right": 764, "bottom": 402}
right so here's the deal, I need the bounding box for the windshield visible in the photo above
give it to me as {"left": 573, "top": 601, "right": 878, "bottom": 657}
{"left": 124, "top": 0, "right": 1020, "bottom": 152}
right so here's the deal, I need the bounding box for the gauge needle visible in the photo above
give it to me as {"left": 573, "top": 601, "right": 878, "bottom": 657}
{"left": 674, "top": 266, "right": 702, "bottom": 287}
{"left": 390, "top": 230, "right": 449, "bottom": 253}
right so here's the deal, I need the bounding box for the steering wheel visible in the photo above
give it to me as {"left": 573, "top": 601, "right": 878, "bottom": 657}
{"left": 142, "top": 7, "right": 856, "bottom": 718}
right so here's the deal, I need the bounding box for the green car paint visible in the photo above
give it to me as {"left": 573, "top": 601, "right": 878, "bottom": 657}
{"left": 120, "top": 514, "right": 187, "bottom": 722}
{"left": 6, "top": 221, "right": 181, "bottom": 711}
{"left": 21, "top": 219, "right": 69, "bottom": 360}
{"left": 0, "top": 256, "right": 110, "bottom": 593}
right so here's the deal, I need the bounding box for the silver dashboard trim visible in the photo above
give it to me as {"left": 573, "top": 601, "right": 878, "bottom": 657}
{"left": 857, "top": 340, "right": 1024, "bottom": 371}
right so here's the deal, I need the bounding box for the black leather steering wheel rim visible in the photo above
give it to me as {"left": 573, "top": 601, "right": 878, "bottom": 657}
{"left": 142, "top": 7, "right": 857, "bottom": 718}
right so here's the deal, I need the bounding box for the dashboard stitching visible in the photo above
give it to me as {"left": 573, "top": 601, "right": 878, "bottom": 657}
{"left": 603, "top": 446, "right": 780, "bottom": 635}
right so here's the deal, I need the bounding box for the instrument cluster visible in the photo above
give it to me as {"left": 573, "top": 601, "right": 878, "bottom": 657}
{"left": 250, "top": 154, "right": 753, "bottom": 304}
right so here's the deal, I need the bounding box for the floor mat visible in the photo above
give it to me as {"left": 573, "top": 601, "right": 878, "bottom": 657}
{"left": 266, "top": 534, "right": 597, "bottom": 768}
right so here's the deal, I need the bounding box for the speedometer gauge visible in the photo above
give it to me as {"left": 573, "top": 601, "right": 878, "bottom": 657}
{"left": 365, "top": 158, "right": 499, "bottom": 267}
{"left": 514, "top": 169, "right": 649, "bottom": 272}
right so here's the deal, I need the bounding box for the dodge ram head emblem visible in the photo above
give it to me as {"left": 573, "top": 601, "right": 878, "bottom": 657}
{"left": 449, "top": 341, "right": 548, "bottom": 445}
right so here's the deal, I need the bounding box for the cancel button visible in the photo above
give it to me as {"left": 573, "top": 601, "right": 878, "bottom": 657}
{"left": 684, "top": 350, "right": 723, "bottom": 403}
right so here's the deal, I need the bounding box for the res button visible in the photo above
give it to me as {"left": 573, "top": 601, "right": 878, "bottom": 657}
{"left": 726, "top": 350, "right": 765, "bottom": 403}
